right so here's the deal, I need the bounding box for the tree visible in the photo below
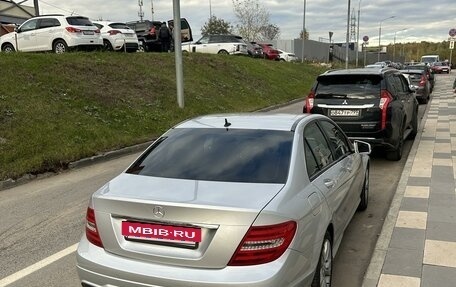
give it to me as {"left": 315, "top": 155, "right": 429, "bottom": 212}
{"left": 259, "top": 24, "right": 280, "bottom": 41}
{"left": 232, "top": 0, "right": 270, "bottom": 41}
{"left": 299, "top": 29, "right": 309, "bottom": 40}
{"left": 201, "top": 16, "right": 233, "bottom": 36}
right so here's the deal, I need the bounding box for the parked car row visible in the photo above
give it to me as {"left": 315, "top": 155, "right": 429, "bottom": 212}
{"left": 0, "top": 14, "right": 193, "bottom": 54}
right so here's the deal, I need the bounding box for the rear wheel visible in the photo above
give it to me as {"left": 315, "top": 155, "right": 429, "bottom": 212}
{"left": 386, "top": 126, "right": 404, "bottom": 161}
{"left": 53, "top": 40, "right": 68, "bottom": 54}
{"left": 358, "top": 167, "right": 369, "bottom": 211}
{"left": 311, "top": 231, "right": 332, "bottom": 287}
{"left": 2, "top": 43, "right": 15, "bottom": 53}
{"left": 103, "top": 39, "right": 113, "bottom": 51}
{"left": 218, "top": 50, "right": 229, "bottom": 55}
{"left": 409, "top": 110, "right": 418, "bottom": 139}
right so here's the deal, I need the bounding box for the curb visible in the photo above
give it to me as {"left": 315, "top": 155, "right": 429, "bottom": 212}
{"left": 361, "top": 93, "right": 433, "bottom": 286}
{"left": 0, "top": 141, "right": 153, "bottom": 192}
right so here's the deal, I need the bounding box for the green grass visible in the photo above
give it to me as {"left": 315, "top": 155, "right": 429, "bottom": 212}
{"left": 0, "top": 52, "right": 326, "bottom": 180}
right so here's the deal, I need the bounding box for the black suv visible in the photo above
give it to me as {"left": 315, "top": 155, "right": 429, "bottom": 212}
{"left": 126, "top": 18, "right": 193, "bottom": 52}
{"left": 126, "top": 20, "right": 162, "bottom": 52}
{"left": 304, "top": 68, "right": 419, "bottom": 161}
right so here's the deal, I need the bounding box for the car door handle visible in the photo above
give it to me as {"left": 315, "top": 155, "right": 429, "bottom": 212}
{"left": 343, "top": 166, "right": 353, "bottom": 172}
{"left": 324, "top": 179, "right": 335, "bottom": 189}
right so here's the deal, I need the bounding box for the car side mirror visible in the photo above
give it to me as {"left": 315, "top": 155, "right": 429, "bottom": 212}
{"left": 353, "top": 140, "right": 371, "bottom": 155}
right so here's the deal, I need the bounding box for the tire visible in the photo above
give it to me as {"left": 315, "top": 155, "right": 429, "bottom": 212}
{"left": 218, "top": 50, "right": 229, "bottom": 55}
{"left": 103, "top": 39, "right": 113, "bottom": 51}
{"left": 357, "top": 166, "right": 369, "bottom": 211}
{"left": 409, "top": 109, "right": 418, "bottom": 139}
{"left": 53, "top": 40, "right": 68, "bottom": 54}
{"left": 2, "top": 43, "right": 15, "bottom": 53}
{"left": 138, "top": 41, "right": 146, "bottom": 52}
{"left": 386, "top": 126, "right": 404, "bottom": 161}
{"left": 311, "top": 231, "right": 332, "bottom": 287}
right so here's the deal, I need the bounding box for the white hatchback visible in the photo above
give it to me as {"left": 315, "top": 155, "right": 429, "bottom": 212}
{"left": 93, "top": 21, "right": 139, "bottom": 52}
{"left": 0, "top": 15, "right": 103, "bottom": 53}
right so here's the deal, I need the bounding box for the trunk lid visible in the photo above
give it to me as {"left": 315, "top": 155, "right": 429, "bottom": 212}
{"left": 93, "top": 173, "right": 284, "bottom": 268}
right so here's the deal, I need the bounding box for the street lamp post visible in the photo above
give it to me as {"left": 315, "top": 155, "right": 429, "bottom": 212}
{"left": 355, "top": 0, "right": 361, "bottom": 67}
{"left": 345, "top": 0, "right": 351, "bottom": 69}
{"left": 378, "top": 16, "right": 395, "bottom": 62}
{"left": 393, "top": 28, "right": 407, "bottom": 62}
{"left": 301, "top": 0, "right": 306, "bottom": 63}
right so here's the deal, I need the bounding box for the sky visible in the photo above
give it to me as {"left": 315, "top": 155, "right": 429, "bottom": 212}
{"left": 28, "top": 0, "right": 456, "bottom": 45}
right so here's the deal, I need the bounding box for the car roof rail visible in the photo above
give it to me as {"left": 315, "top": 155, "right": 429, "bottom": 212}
{"left": 34, "top": 14, "right": 64, "bottom": 17}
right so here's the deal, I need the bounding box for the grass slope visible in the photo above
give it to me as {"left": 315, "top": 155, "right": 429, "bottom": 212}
{"left": 0, "top": 52, "right": 326, "bottom": 180}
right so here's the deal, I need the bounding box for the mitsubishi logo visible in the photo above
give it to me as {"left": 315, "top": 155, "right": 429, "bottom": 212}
{"left": 342, "top": 100, "right": 348, "bottom": 105}
{"left": 153, "top": 206, "right": 165, "bottom": 218}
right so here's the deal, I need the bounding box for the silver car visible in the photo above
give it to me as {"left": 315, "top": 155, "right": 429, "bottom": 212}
{"left": 77, "top": 113, "right": 370, "bottom": 287}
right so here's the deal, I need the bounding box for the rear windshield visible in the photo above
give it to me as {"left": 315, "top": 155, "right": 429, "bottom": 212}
{"left": 109, "top": 23, "right": 130, "bottom": 29}
{"left": 316, "top": 75, "right": 382, "bottom": 99}
{"left": 66, "top": 17, "right": 93, "bottom": 26}
{"left": 126, "top": 128, "right": 293, "bottom": 184}
{"left": 403, "top": 73, "right": 422, "bottom": 84}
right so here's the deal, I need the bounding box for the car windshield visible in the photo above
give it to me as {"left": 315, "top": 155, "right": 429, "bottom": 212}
{"left": 126, "top": 128, "right": 293, "bottom": 183}
{"left": 109, "top": 23, "right": 130, "bottom": 29}
{"left": 315, "top": 75, "right": 382, "bottom": 99}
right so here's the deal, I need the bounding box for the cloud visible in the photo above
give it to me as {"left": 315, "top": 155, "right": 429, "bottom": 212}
{"left": 29, "top": 0, "right": 456, "bottom": 43}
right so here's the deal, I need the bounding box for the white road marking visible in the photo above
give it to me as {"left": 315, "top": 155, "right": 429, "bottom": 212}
{"left": 0, "top": 243, "right": 78, "bottom": 287}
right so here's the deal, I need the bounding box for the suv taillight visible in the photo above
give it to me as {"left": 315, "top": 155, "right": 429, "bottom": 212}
{"left": 149, "top": 27, "right": 156, "bottom": 36}
{"left": 380, "top": 89, "right": 393, "bottom": 130}
{"left": 94, "top": 28, "right": 101, "bottom": 34}
{"left": 86, "top": 207, "right": 103, "bottom": 248}
{"left": 65, "top": 27, "right": 82, "bottom": 33}
{"left": 419, "top": 75, "right": 426, "bottom": 86}
{"left": 228, "top": 221, "right": 296, "bottom": 266}
{"left": 108, "top": 30, "right": 121, "bottom": 35}
{"left": 304, "top": 91, "right": 315, "bottom": 113}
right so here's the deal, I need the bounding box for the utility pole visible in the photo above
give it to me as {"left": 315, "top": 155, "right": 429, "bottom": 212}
{"left": 209, "top": 0, "right": 212, "bottom": 18}
{"left": 355, "top": 0, "right": 361, "bottom": 67}
{"left": 138, "top": 0, "right": 144, "bottom": 21}
{"left": 345, "top": 0, "right": 351, "bottom": 69}
{"left": 33, "top": 0, "right": 39, "bottom": 16}
{"left": 151, "top": 0, "right": 154, "bottom": 21}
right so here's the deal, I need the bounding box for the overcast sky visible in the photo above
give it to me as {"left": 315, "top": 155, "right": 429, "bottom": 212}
{"left": 30, "top": 0, "right": 456, "bottom": 44}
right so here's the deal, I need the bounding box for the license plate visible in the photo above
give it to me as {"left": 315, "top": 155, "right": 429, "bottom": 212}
{"left": 122, "top": 221, "right": 202, "bottom": 243}
{"left": 330, "top": 109, "right": 360, "bottom": 117}
{"left": 83, "top": 31, "right": 94, "bottom": 35}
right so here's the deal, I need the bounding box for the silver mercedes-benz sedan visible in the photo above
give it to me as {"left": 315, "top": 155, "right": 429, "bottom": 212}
{"left": 77, "top": 113, "right": 370, "bottom": 287}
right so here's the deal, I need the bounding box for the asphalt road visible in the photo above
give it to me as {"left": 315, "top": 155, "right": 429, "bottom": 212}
{"left": 0, "top": 90, "right": 428, "bottom": 287}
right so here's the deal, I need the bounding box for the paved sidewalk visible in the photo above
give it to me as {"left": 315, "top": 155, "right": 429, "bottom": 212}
{"left": 363, "top": 73, "right": 456, "bottom": 287}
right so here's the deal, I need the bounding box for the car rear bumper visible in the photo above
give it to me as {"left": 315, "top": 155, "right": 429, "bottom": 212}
{"left": 77, "top": 236, "right": 315, "bottom": 287}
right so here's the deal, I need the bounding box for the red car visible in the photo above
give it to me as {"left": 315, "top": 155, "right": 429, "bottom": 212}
{"left": 258, "top": 43, "right": 280, "bottom": 60}
{"left": 430, "top": 62, "right": 450, "bottom": 74}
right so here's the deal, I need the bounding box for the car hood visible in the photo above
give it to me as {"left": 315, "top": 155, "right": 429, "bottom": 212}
{"left": 95, "top": 172, "right": 285, "bottom": 211}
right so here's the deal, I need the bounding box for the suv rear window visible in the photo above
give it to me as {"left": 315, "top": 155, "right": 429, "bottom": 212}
{"left": 126, "top": 128, "right": 293, "bottom": 183}
{"left": 66, "top": 17, "right": 93, "bottom": 26}
{"left": 316, "top": 75, "right": 382, "bottom": 99}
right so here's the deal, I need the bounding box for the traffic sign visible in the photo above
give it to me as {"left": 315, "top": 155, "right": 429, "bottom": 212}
{"left": 450, "top": 28, "right": 456, "bottom": 37}
{"left": 363, "top": 35, "right": 369, "bottom": 42}
{"left": 450, "top": 40, "right": 454, "bottom": 50}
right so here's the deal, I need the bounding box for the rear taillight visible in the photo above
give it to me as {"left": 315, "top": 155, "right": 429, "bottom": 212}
{"left": 419, "top": 75, "right": 426, "bottom": 86}
{"left": 380, "top": 89, "right": 393, "bottom": 130}
{"left": 228, "top": 221, "right": 297, "bottom": 266}
{"left": 108, "top": 30, "right": 121, "bottom": 35}
{"left": 65, "top": 27, "right": 82, "bottom": 33}
{"left": 86, "top": 207, "right": 103, "bottom": 248}
{"left": 304, "top": 91, "right": 315, "bottom": 113}
{"left": 149, "top": 27, "right": 156, "bottom": 35}
{"left": 94, "top": 29, "right": 101, "bottom": 34}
